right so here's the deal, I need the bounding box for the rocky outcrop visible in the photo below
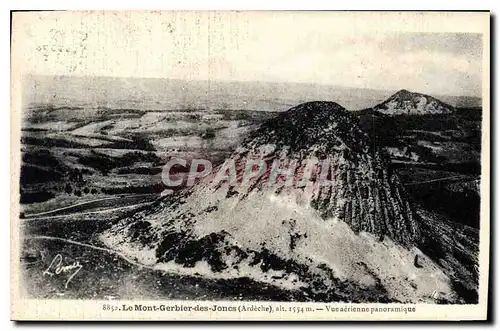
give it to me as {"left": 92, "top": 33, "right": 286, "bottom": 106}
{"left": 229, "top": 101, "right": 420, "bottom": 246}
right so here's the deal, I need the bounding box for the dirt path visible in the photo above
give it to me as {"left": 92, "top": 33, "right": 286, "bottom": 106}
{"left": 22, "top": 202, "right": 153, "bottom": 221}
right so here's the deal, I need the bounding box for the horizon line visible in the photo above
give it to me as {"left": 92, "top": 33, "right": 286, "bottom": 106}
{"left": 25, "top": 73, "right": 482, "bottom": 99}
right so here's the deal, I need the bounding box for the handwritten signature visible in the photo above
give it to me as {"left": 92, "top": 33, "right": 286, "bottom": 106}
{"left": 43, "top": 254, "right": 83, "bottom": 289}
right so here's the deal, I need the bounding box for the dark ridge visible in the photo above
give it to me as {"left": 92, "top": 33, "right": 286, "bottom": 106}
{"left": 393, "top": 89, "right": 411, "bottom": 96}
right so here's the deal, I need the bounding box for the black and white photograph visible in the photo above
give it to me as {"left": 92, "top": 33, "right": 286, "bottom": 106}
{"left": 10, "top": 11, "right": 490, "bottom": 320}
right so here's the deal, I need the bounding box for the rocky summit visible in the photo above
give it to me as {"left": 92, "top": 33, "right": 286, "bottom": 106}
{"left": 373, "top": 89, "right": 454, "bottom": 115}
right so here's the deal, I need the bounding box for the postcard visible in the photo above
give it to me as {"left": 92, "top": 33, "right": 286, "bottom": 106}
{"left": 10, "top": 10, "right": 490, "bottom": 321}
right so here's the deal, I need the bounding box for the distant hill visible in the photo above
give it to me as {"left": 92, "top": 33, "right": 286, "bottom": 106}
{"left": 371, "top": 89, "right": 454, "bottom": 116}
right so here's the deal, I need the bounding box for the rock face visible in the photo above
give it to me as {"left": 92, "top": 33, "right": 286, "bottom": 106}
{"left": 100, "top": 101, "right": 455, "bottom": 303}
{"left": 232, "top": 101, "right": 420, "bottom": 246}
{"left": 373, "top": 89, "right": 454, "bottom": 115}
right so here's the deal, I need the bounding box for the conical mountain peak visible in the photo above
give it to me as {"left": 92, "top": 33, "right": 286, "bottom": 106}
{"left": 97, "top": 101, "right": 454, "bottom": 303}
{"left": 373, "top": 89, "right": 454, "bottom": 115}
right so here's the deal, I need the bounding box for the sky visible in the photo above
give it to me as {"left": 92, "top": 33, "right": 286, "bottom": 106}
{"left": 14, "top": 11, "right": 485, "bottom": 97}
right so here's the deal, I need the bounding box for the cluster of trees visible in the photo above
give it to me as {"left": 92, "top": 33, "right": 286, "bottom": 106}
{"left": 78, "top": 150, "right": 162, "bottom": 175}
{"left": 64, "top": 183, "right": 99, "bottom": 197}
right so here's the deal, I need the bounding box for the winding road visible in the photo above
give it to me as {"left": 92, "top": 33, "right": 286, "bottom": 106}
{"left": 22, "top": 194, "right": 158, "bottom": 220}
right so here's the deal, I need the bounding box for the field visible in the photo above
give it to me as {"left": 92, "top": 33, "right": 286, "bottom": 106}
{"left": 19, "top": 103, "right": 282, "bottom": 215}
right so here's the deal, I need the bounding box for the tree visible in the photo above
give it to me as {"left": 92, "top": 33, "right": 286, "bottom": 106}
{"left": 65, "top": 184, "right": 72, "bottom": 194}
